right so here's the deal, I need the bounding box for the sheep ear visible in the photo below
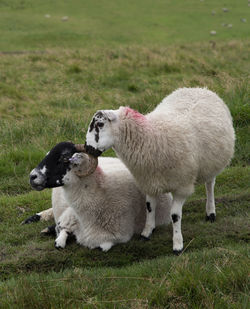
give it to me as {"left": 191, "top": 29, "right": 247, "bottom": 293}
{"left": 105, "top": 110, "right": 117, "bottom": 122}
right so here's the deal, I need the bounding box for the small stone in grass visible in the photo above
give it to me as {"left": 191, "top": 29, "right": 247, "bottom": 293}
{"left": 210, "top": 30, "right": 217, "bottom": 35}
{"left": 241, "top": 18, "right": 247, "bottom": 23}
{"left": 62, "top": 16, "right": 69, "bottom": 22}
{"left": 17, "top": 206, "right": 26, "bottom": 214}
{"left": 222, "top": 8, "right": 229, "bottom": 12}
{"left": 227, "top": 24, "right": 233, "bottom": 28}
{"left": 45, "top": 14, "right": 51, "bottom": 18}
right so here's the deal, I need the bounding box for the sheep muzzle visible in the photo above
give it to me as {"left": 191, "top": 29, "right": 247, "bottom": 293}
{"left": 84, "top": 143, "right": 103, "bottom": 157}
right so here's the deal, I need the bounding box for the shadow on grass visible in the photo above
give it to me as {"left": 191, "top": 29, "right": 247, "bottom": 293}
{"left": 0, "top": 193, "right": 249, "bottom": 281}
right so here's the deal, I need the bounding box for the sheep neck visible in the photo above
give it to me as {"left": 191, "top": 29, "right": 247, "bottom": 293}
{"left": 114, "top": 109, "right": 157, "bottom": 173}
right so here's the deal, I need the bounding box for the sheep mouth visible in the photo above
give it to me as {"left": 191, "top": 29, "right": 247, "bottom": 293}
{"left": 31, "top": 184, "right": 45, "bottom": 191}
{"left": 84, "top": 144, "right": 103, "bottom": 157}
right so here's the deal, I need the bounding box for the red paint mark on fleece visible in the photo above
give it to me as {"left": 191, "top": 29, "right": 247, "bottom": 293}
{"left": 94, "top": 165, "right": 104, "bottom": 185}
{"left": 124, "top": 107, "right": 146, "bottom": 122}
{"left": 95, "top": 165, "right": 103, "bottom": 175}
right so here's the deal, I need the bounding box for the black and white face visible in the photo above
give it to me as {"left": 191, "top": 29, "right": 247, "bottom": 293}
{"left": 30, "top": 142, "right": 78, "bottom": 191}
{"left": 85, "top": 110, "right": 117, "bottom": 157}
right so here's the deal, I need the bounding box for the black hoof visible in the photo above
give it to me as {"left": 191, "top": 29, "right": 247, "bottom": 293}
{"left": 173, "top": 249, "right": 183, "bottom": 256}
{"left": 140, "top": 235, "right": 150, "bottom": 241}
{"left": 206, "top": 213, "right": 216, "bottom": 223}
{"left": 41, "top": 224, "right": 56, "bottom": 236}
{"left": 54, "top": 243, "right": 63, "bottom": 250}
{"left": 21, "top": 214, "right": 41, "bottom": 225}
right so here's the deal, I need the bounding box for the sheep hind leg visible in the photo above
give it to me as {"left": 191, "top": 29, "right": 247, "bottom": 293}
{"left": 21, "top": 208, "right": 54, "bottom": 225}
{"left": 205, "top": 177, "right": 216, "bottom": 223}
{"left": 171, "top": 194, "right": 186, "bottom": 254}
{"left": 41, "top": 224, "right": 56, "bottom": 236}
{"left": 141, "top": 196, "right": 157, "bottom": 239}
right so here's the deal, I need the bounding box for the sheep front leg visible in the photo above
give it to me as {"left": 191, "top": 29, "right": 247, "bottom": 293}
{"left": 55, "top": 229, "right": 69, "bottom": 249}
{"left": 171, "top": 194, "right": 186, "bottom": 254}
{"left": 141, "top": 195, "right": 157, "bottom": 239}
{"left": 55, "top": 207, "right": 78, "bottom": 249}
{"left": 205, "top": 177, "right": 216, "bottom": 222}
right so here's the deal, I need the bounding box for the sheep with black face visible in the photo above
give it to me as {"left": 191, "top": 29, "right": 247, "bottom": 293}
{"left": 29, "top": 142, "right": 172, "bottom": 250}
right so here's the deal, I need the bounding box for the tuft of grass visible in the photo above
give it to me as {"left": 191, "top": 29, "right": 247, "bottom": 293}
{"left": 66, "top": 64, "right": 82, "bottom": 74}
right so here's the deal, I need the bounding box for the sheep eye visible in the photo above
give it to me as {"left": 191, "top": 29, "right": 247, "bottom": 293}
{"left": 60, "top": 155, "right": 70, "bottom": 163}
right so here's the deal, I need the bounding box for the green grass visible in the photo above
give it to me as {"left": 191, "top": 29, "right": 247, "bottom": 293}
{"left": 0, "top": 0, "right": 250, "bottom": 308}
{"left": 0, "top": 0, "right": 249, "bottom": 51}
{"left": 0, "top": 245, "right": 249, "bottom": 308}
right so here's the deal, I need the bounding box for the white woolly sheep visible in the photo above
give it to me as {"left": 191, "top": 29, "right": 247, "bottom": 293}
{"left": 29, "top": 142, "right": 172, "bottom": 251}
{"left": 85, "top": 87, "right": 235, "bottom": 254}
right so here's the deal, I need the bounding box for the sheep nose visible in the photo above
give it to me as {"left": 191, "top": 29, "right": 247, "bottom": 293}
{"left": 30, "top": 174, "right": 37, "bottom": 181}
{"left": 29, "top": 171, "right": 45, "bottom": 191}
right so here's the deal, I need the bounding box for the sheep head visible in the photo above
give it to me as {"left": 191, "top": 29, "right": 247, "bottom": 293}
{"left": 30, "top": 141, "right": 98, "bottom": 190}
{"left": 85, "top": 110, "right": 118, "bottom": 157}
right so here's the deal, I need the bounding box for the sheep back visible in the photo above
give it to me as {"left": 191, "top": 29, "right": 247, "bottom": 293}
{"left": 114, "top": 88, "right": 235, "bottom": 196}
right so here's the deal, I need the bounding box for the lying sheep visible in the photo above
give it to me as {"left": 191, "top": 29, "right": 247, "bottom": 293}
{"left": 85, "top": 87, "right": 235, "bottom": 254}
{"left": 29, "top": 142, "right": 172, "bottom": 251}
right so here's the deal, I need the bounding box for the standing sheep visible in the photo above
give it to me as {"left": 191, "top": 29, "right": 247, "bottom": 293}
{"left": 85, "top": 87, "right": 235, "bottom": 254}
{"left": 29, "top": 142, "right": 172, "bottom": 251}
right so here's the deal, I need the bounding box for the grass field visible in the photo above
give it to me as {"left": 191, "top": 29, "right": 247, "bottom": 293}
{"left": 1, "top": 0, "right": 250, "bottom": 51}
{"left": 0, "top": 0, "right": 249, "bottom": 308}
